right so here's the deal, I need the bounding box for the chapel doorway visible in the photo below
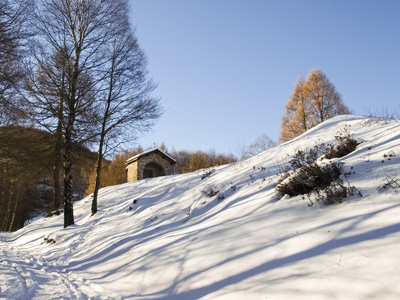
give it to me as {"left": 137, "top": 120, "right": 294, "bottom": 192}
{"left": 143, "top": 162, "right": 165, "bottom": 179}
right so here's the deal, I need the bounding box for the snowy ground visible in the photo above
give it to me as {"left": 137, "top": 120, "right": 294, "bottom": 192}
{"left": 1, "top": 115, "right": 400, "bottom": 299}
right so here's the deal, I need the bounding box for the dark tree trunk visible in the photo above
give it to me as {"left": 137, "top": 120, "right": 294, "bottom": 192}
{"left": 91, "top": 143, "right": 103, "bottom": 216}
{"left": 91, "top": 66, "right": 113, "bottom": 216}
{"left": 52, "top": 119, "right": 63, "bottom": 212}
{"left": 63, "top": 113, "right": 75, "bottom": 228}
{"left": 91, "top": 112, "right": 107, "bottom": 216}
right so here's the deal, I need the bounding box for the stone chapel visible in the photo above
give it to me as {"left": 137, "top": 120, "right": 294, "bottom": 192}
{"left": 125, "top": 148, "right": 177, "bottom": 182}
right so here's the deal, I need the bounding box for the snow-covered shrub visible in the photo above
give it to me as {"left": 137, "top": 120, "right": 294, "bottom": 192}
{"left": 325, "top": 127, "right": 359, "bottom": 159}
{"left": 311, "top": 176, "right": 356, "bottom": 205}
{"left": 276, "top": 141, "right": 358, "bottom": 205}
{"left": 45, "top": 209, "right": 62, "bottom": 218}
{"left": 201, "top": 168, "right": 215, "bottom": 180}
{"left": 276, "top": 160, "right": 342, "bottom": 198}
{"left": 381, "top": 175, "right": 400, "bottom": 190}
{"left": 203, "top": 185, "right": 219, "bottom": 197}
{"left": 44, "top": 237, "right": 56, "bottom": 244}
{"left": 288, "top": 144, "right": 326, "bottom": 170}
{"left": 325, "top": 138, "right": 358, "bottom": 159}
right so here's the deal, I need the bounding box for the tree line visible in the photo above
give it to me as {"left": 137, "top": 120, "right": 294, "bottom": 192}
{"left": 84, "top": 145, "right": 238, "bottom": 196}
{"left": 83, "top": 135, "right": 280, "bottom": 195}
{"left": 0, "top": 126, "right": 97, "bottom": 231}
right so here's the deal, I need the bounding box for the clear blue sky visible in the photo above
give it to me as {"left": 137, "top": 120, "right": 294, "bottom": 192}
{"left": 129, "top": 0, "right": 400, "bottom": 155}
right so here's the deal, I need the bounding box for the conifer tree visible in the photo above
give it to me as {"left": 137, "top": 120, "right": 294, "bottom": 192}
{"left": 279, "top": 75, "right": 311, "bottom": 142}
{"left": 280, "top": 69, "right": 350, "bottom": 143}
{"left": 304, "top": 69, "right": 349, "bottom": 125}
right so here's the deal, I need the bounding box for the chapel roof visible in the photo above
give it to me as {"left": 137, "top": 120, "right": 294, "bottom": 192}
{"left": 125, "top": 148, "right": 177, "bottom": 165}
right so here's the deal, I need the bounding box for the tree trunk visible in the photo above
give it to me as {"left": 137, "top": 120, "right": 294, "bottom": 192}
{"left": 63, "top": 39, "right": 80, "bottom": 228}
{"left": 8, "top": 180, "right": 20, "bottom": 232}
{"left": 92, "top": 66, "right": 113, "bottom": 216}
{"left": 91, "top": 111, "right": 108, "bottom": 215}
{"left": 52, "top": 119, "right": 63, "bottom": 212}
{"left": 91, "top": 142, "right": 103, "bottom": 216}
{"left": 63, "top": 114, "right": 75, "bottom": 228}
{"left": 1, "top": 178, "right": 13, "bottom": 231}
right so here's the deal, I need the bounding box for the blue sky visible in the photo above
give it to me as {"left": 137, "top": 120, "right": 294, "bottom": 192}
{"left": 129, "top": 0, "right": 400, "bottom": 155}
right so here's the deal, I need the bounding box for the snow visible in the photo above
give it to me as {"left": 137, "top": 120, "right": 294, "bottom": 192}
{"left": 1, "top": 115, "right": 400, "bottom": 299}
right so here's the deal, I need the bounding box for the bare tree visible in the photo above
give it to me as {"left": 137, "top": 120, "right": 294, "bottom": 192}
{"left": 89, "top": 3, "right": 161, "bottom": 216}
{"left": 170, "top": 150, "right": 190, "bottom": 174}
{"left": 0, "top": 0, "right": 31, "bottom": 124}
{"left": 27, "top": 0, "right": 131, "bottom": 228}
{"left": 25, "top": 46, "right": 96, "bottom": 213}
{"left": 246, "top": 134, "right": 275, "bottom": 157}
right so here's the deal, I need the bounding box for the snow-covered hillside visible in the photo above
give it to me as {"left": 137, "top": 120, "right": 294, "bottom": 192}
{"left": 1, "top": 115, "right": 400, "bottom": 299}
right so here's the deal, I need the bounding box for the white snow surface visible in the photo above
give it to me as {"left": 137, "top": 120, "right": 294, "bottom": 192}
{"left": 1, "top": 115, "right": 400, "bottom": 299}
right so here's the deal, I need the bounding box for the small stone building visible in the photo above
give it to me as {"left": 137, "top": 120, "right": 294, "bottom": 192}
{"left": 125, "top": 148, "right": 177, "bottom": 182}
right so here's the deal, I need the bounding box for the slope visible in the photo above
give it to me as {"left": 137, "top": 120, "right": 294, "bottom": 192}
{"left": 1, "top": 115, "right": 400, "bottom": 299}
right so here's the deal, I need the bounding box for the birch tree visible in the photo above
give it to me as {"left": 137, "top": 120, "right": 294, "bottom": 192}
{"left": 28, "top": 0, "right": 130, "bottom": 228}
{"left": 90, "top": 13, "right": 161, "bottom": 215}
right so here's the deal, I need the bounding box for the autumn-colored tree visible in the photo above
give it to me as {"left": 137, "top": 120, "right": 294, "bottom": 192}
{"left": 171, "top": 150, "right": 190, "bottom": 174}
{"left": 279, "top": 75, "right": 311, "bottom": 142}
{"left": 85, "top": 147, "right": 143, "bottom": 196}
{"left": 304, "top": 69, "right": 349, "bottom": 124}
{"left": 187, "top": 150, "right": 236, "bottom": 173}
{"left": 280, "top": 69, "right": 350, "bottom": 143}
{"left": 188, "top": 151, "right": 209, "bottom": 172}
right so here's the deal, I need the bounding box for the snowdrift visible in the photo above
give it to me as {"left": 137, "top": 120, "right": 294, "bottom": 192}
{"left": 1, "top": 115, "right": 400, "bottom": 299}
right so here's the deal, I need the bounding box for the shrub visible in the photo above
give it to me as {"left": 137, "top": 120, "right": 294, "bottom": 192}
{"left": 276, "top": 132, "right": 359, "bottom": 205}
{"left": 325, "top": 138, "right": 359, "bottom": 159}
{"left": 316, "top": 179, "right": 356, "bottom": 205}
{"left": 325, "top": 127, "right": 359, "bottom": 159}
{"left": 201, "top": 168, "right": 215, "bottom": 180}
{"left": 44, "top": 237, "right": 56, "bottom": 244}
{"left": 203, "top": 185, "right": 219, "bottom": 197}
{"left": 288, "top": 143, "right": 326, "bottom": 169}
{"left": 276, "top": 161, "right": 342, "bottom": 197}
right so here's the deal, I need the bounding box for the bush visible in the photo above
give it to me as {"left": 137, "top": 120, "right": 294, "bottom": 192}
{"left": 316, "top": 179, "right": 356, "bottom": 205}
{"left": 276, "top": 161, "right": 342, "bottom": 197}
{"left": 203, "top": 185, "right": 219, "bottom": 197}
{"left": 201, "top": 168, "right": 215, "bottom": 180}
{"left": 276, "top": 130, "right": 359, "bottom": 205}
{"left": 325, "top": 127, "right": 359, "bottom": 159}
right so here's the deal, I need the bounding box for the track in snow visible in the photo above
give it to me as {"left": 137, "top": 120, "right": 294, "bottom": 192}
{"left": 0, "top": 237, "right": 119, "bottom": 300}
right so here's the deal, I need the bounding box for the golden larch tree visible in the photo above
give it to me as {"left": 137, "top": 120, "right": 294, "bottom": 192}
{"left": 304, "top": 69, "right": 349, "bottom": 125}
{"left": 280, "top": 69, "right": 350, "bottom": 143}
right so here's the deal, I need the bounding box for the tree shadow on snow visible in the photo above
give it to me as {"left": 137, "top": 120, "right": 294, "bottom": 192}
{"left": 145, "top": 203, "right": 400, "bottom": 300}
